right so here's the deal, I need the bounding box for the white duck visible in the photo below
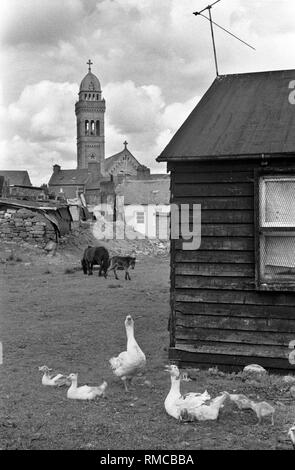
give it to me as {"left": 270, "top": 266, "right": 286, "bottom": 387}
{"left": 165, "top": 364, "right": 227, "bottom": 421}
{"left": 39, "top": 365, "right": 70, "bottom": 387}
{"left": 66, "top": 373, "right": 107, "bottom": 400}
{"left": 165, "top": 364, "right": 210, "bottom": 420}
{"left": 109, "top": 315, "right": 146, "bottom": 391}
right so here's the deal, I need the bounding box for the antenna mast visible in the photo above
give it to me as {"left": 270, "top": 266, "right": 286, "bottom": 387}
{"left": 193, "top": 0, "right": 255, "bottom": 77}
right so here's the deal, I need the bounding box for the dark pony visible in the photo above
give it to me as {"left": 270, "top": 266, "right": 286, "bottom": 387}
{"left": 81, "top": 246, "right": 110, "bottom": 278}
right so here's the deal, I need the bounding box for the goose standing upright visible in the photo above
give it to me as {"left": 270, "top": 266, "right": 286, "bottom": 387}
{"left": 109, "top": 315, "right": 146, "bottom": 391}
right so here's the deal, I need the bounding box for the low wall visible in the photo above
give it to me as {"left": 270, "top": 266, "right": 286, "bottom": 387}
{"left": 0, "top": 207, "right": 56, "bottom": 246}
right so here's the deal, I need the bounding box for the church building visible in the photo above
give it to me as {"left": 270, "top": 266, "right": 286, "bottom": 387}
{"left": 48, "top": 61, "right": 157, "bottom": 203}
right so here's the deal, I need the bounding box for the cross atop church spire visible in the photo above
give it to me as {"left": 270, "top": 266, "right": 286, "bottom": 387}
{"left": 124, "top": 140, "right": 128, "bottom": 149}
{"left": 87, "top": 59, "right": 93, "bottom": 72}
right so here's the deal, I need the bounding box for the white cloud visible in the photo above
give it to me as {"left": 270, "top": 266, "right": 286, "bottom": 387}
{"left": 7, "top": 81, "right": 77, "bottom": 140}
{"left": 104, "top": 81, "right": 164, "bottom": 135}
{"left": 0, "top": 136, "right": 74, "bottom": 185}
{"left": 0, "top": 77, "right": 199, "bottom": 184}
{"left": 0, "top": 81, "right": 78, "bottom": 184}
{"left": 0, "top": 0, "right": 84, "bottom": 46}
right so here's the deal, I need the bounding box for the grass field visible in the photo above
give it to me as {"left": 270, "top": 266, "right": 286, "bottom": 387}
{"left": 0, "top": 242, "right": 294, "bottom": 450}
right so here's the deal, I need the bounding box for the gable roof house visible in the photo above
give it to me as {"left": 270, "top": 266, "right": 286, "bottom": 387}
{"left": 48, "top": 164, "right": 98, "bottom": 202}
{"left": 48, "top": 160, "right": 117, "bottom": 207}
{"left": 157, "top": 69, "right": 295, "bottom": 372}
{"left": 0, "top": 170, "right": 32, "bottom": 187}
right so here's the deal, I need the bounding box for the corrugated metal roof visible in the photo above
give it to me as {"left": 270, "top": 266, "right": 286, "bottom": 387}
{"left": 0, "top": 198, "right": 68, "bottom": 210}
{"left": 116, "top": 179, "right": 170, "bottom": 205}
{"left": 157, "top": 69, "right": 295, "bottom": 162}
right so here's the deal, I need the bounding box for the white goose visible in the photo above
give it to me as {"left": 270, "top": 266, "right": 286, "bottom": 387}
{"left": 67, "top": 373, "right": 107, "bottom": 400}
{"left": 109, "top": 315, "right": 146, "bottom": 391}
{"left": 39, "top": 365, "right": 70, "bottom": 387}
{"left": 165, "top": 364, "right": 227, "bottom": 421}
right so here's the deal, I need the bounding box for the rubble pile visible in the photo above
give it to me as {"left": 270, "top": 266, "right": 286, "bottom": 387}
{"left": 60, "top": 218, "right": 169, "bottom": 257}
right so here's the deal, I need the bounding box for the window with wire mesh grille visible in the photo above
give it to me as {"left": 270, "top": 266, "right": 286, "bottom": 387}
{"left": 136, "top": 211, "right": 145, "bottom": 224}
{"left": 258, "top": 175, "right": 295, "bottom": 288}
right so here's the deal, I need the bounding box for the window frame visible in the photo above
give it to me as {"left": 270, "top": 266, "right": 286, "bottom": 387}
{"left": 255, "top": 167, "right": 295, "bottom": 292}
{"left": 136, "top": 211, "right": 145, "bottom": 224}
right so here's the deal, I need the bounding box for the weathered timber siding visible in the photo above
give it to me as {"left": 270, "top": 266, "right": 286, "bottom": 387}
{"left": 169, "top": 159, "right": 295, "bottom": 371}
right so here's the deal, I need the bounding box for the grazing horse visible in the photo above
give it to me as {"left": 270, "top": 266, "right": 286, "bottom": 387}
{"left": 81, "top": 246, "right": 110, "bottom": 278}
{"left": 108, "top": 256, "right": 136, "bottom": 280}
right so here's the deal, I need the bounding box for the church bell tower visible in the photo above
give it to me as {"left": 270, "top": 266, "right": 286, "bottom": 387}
{"left": 75, "top": 60, "right": 105, "bottom": 173}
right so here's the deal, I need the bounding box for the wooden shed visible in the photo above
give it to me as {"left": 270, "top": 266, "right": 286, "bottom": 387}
{"left": 157, "top": 70, "right": 295, "bottom": 372}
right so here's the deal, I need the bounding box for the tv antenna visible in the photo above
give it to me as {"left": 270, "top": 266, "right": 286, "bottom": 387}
{"left": 193, "top": 0, "right": 255, "bottom": 76}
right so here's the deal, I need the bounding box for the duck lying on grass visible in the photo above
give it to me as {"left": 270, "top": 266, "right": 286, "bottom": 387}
{"left": 109, "top": 315, "right": 146, "bottom": 391}
{"left": 39, "top": 365, "right": 71, "bottom": 387}
{"left": 164, "top": 364, "right": 227, "bottom": 421}
{"left": 67, "top": 373, "right": 107, "bottom": 400}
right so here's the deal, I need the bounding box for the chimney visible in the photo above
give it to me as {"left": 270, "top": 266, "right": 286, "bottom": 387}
{"left": 53, "top": 164, "right": 61, "bottom": 174}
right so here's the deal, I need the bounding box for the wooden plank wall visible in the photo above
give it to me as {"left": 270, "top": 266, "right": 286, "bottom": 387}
{"left": 169, "top": 160, "right": 295, "bottom": 371}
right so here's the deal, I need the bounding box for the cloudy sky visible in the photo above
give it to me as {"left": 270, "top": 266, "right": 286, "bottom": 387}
{"left": 0, "top": 0, "right": 295, "bottom": 185}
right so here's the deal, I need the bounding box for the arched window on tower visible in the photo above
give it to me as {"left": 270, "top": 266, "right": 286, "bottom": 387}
{"left": 85, "top": 120, "right": 89, "bottom": 135}
{"left": 96, "top": 94, "right": 99, "bottom": 100}
{"left": 90, "top": 121, "right": 95, "bottom": 135}
{"left": 96, "top": 120, "right": 100, "bottom": 136}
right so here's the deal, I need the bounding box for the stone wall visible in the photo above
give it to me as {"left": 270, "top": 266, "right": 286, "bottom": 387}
{"left": 0, "top": 207, "right": 56, "bottom": 245}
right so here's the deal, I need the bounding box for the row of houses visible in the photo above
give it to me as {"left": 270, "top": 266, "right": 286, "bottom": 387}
{"left": 0, "top": 168, "right": 171, "bottom": 240}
